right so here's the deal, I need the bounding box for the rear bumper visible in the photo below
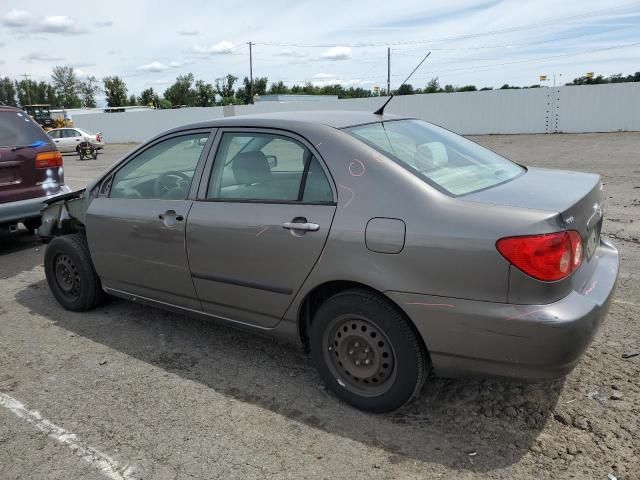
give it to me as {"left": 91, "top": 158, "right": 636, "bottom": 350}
{"left": 386, "top": 238, "right": 619, "bottom": 381}
{"left": 0, "top": 185, "right": 72, "bottom": 225}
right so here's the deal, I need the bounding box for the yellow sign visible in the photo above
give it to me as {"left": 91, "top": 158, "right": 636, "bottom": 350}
{"left": 539, "top": 75, "right": 547, "bottom": 81}
{"left": 586, "top": 72, "right": 594, "bottom": 78}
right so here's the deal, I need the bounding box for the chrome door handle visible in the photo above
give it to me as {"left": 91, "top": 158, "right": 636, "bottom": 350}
{"left": 282, "top": 222, "right": 319, "bottom": 232}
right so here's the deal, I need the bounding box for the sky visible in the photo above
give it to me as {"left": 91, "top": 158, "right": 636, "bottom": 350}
{"left": 1, "top": 0, "right": 639, "bottom": 105}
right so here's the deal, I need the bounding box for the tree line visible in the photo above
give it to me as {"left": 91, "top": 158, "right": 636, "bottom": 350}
{"left": 0, "top": 66, "right": 638, "bottom": 110}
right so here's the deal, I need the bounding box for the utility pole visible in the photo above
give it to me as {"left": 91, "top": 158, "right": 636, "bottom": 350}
{"left": 22, "top": 74, "right": 32, "bottom": 105}
{"left": 249, "top": 41, "right": 254, "bottom": 104}
{"left": 387, "top": 47, "right": 391, "bottom": 96}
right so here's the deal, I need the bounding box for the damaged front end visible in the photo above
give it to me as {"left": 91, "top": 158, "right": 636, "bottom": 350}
{"left": 38, "top": 189, "right": 88, "bottom": 241}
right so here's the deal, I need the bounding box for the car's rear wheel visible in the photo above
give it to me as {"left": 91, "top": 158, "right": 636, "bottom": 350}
{"left": 310, "top": 288, "right": 428, "bottom": 413}
{"left": 44, "top": 233, "right": 105, "bottom": 311}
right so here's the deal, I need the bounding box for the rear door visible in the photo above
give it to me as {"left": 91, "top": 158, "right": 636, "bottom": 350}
{"left": 86, "top": 130, "right": 213, "bottom": 309}
{"left": 186, "top": 129, "right": 336, "bottom": 328}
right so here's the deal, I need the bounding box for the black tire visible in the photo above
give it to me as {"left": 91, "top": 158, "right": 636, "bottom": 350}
{"left": 44, "top": 233, "right": 105, "bottom": 311}
{"left": 310, "top": 288, "right": 428, "bottom": 413}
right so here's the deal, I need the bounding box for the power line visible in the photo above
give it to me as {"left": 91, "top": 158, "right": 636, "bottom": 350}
{"left": 251, "top": 5, "right": 636, "bottom": 48}
{"left": 389, "top": 41, "right": 640, "bottom": 77}
{"left": 263, "top": 41, "right": 640, "bottom": 85}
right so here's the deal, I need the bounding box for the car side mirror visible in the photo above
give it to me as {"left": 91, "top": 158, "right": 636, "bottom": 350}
{"left": 266, "top": 155, "right": 278, "bottom": 168}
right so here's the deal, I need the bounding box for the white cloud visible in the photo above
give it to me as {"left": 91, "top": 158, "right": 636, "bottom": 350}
{"left": 2, "top": 9, "right": 31, "bottom": 27}
{"left": 321, "top": 46, "right": 351, "bottom": 60}
{"left": 22, "top": 52, "right": 64, "bottom": 62}
{"left": 3, "top": 11, "right": 87, "bottom": 34}
{"left": 192, "top": 41, "right": 235, "bottom": 55}
{"left": 277, "top": 49, "right": 307, "bottom": 58}
{"left": 138, "top": 61, "right": 183, "bottom": 72}
{"left": 179, "top": 29, "right": 198, "bottom": 36}
{"left": 94, "top": 20, "right": 113, "bottom": 27}
{"left": 37, "top": 15, "right": 85, "bottom": 34}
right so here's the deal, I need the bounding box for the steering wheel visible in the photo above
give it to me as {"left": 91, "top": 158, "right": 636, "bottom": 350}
{"left": 153, "top": 171, "right": 191, "bottom": 198}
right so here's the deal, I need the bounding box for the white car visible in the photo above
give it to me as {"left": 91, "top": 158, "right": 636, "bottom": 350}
{"left": 47, "top": 128, "right": 105, "bottom": 154}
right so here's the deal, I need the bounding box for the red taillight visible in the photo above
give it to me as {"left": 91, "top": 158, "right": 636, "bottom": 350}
{"left": 35, "top": 151, "right": 63, "bottom": 169}
{"left": 96, "top": 133, "right": 102, "bottom": 143}
{"left": 496, "top": 231, "right": 583, "bottom": 282}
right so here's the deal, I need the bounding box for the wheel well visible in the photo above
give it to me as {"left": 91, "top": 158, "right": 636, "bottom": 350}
{"left": 297, "top": 280, "right": 424, "bottom": 355}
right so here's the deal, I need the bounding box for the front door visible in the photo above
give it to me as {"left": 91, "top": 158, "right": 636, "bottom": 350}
{"left": 86, "top": 131, "right": 212, "bottom": 309}
{"left": 186, "top": 130, "right": 336, "bottom": 327}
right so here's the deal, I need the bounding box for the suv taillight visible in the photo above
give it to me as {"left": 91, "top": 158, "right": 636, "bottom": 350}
{"left": 35, "top": 151, "right": 63, "bottom": 169}
{"left": 496, "top": 231, "right": 583, "bottom": 282}
{"left": 96, "top": 133, "right": 102, "bottom": 143}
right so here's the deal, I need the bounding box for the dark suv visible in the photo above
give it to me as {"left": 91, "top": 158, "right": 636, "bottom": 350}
{"left": 0, "top": 106, "right": 71, "bottom": 234}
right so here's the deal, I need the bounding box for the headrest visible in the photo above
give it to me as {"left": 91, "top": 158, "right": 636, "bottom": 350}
{"left": 232, "top": 151, "right": 272, "bottom": 185}
{"left": 414, "top": 142, "right": 449, "bottom": 170}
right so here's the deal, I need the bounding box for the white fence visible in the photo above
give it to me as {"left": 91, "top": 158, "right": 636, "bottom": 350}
{"left": 74, "top": 83, "right": 640, "bottom": 143}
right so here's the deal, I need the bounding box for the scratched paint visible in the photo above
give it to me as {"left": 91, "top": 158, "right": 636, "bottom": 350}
{"left": 348, "top": 159, "right": 365, "bottom": 177}
{"left": 406, "top": 302, "right": 454, "bottom": 308}
{"left": 338, "top": 184, "right": 355, "bottom": 208}
{"left": 255, "top": 226, "right": 269, "bottom": 237}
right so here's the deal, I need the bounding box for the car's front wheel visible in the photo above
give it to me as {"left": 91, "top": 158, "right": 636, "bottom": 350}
{"left": 310, "top": 289, "right": 429, "bottom": 413}
{"left": 44, "top": 233, "right": 105, "bottom": 311}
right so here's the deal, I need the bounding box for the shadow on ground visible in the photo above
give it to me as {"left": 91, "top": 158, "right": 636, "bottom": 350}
{"left": 16, "top": 281, "right": 563, "bottom": 472}
{"left": 0, "top": 230, "right": 43, "bottom": 277}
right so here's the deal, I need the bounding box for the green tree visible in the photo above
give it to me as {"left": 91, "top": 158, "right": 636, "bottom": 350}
{"left": 158, "top": 97, "right": 172, "bottom": 109}
{"left": 215, "top": 74, "right": 238, "bottom": 103}
{"left": 194, "top": 79, "right": 215, "bottom": 106}
{"left": 424, "top": 77, "right": 441, "bottom": 94}
{"left": 78, "top": 76, "right": 100, "bottom": 108}
{"left": 395, "top": 84, "right": 415, "bottom": 95}
{"left": 164, "top": 73, "right": 195, "bottom": 107}
{"left": 51, "top": 66, "right": 81, "bottom": 108}
{"left": 103, "top": 76, "right": 128, "bottom": 107}
{"left": 456, "top": 85, "right": 477, "bottom": 92}
{"left": 127, "top": 94, "right": 137, "bottom": 106}
{"left": 0, "top": 77, "right": 17, "bottom": 106}
{"left": 268, "top": 81, "right": 289, "bottom": 95}
{"left": 443, "top": 84, "right": 455, "bottom": 93}
{"left": 139, "top": 87, "right": 156, "bottom": 106}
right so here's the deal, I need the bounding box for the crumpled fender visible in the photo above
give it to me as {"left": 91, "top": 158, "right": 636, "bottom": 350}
{"left": 39, "top": 189, "right": 87, "bottom": 239}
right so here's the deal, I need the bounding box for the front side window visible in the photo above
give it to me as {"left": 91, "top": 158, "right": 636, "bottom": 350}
{"left": 110, "top": 133, "right": 209, "bottom": 200}
{"left": 48, "top": 130, "right": 61, "bottom": 139}
{"left": 207, "top": 132, "right": 333, "bottom": 203}
{"left": 346, "top": 120, "right": 524, "bottom": 196}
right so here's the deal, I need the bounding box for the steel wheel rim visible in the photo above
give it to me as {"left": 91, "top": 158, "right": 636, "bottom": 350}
{"left": 323, "top": 314, "right": 397, "bottom": 397}
{"left": 54, "top": 254, "right": 80, "bottom": 300}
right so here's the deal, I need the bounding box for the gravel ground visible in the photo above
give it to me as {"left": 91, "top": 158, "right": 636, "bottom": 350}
{"left": 0, "top": 133, "right": 638, "bottom": 480}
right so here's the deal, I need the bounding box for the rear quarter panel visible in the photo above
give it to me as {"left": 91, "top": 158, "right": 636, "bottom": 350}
{"left": 280, "top": 126, "right": 564, "bottom": 329}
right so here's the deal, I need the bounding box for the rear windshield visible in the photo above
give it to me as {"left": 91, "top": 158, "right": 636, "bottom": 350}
{"left": 0, "top": 110, "right": 51, "bottom": 148}
{"left": 346, "top": 119, "right": 524, "bottom": 196}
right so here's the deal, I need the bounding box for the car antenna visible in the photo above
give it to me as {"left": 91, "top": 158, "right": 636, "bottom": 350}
{"left": 374, "top": 51, "right": 431, "bottom": 116}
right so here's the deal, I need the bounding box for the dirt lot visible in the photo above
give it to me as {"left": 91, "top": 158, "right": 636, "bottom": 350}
{"left": 0, "top": 133, "right": 638, "bottom": 480}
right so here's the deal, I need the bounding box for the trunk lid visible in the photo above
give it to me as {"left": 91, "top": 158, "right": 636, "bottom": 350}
{"left": 463, "top": 167, "right": 604, "bottom": 256}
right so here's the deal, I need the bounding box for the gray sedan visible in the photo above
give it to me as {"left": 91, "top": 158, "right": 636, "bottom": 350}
{"left": 39, "top": 111, "right": 619, "bottom": 412}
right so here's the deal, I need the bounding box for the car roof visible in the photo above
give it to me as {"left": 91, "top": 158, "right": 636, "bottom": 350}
{"left": 168, "top": 110, "right": 411, "bottom": 133}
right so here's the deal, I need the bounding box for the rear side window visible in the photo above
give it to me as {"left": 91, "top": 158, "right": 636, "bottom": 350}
{"left": 346, "top": 120, "right": 524, "bottom": 196}
{"left": 0, "top": 110, "right": 51, "bottom": 148}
